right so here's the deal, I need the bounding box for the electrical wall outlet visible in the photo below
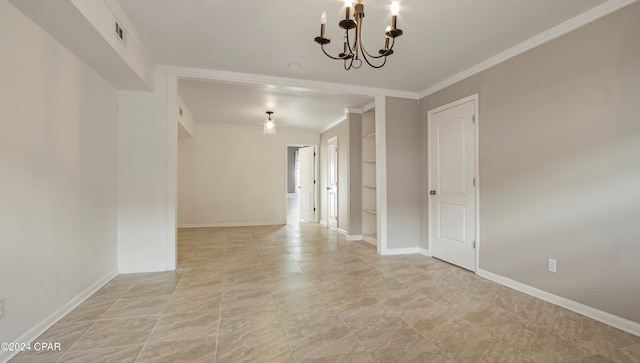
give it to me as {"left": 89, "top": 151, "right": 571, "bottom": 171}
{"left": 548, "top": 258, "right": 557, "bottom": 273}
{"left": 0, "top": 297, "right": 4, "bottom": 319}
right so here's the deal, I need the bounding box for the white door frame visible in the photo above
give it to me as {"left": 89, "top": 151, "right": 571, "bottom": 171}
{"left": 427, "top": 94, "right": 480, "bottom": 270}
{"left": 285, "top": 144, "right": 318, "bottom": 224}
{"left": 327, "top": 136, "right": 339, "bottom": 230}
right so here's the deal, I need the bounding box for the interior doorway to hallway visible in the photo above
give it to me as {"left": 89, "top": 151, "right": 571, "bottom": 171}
{"left": 287, "top": 145, "right": 317, "bottom": 224}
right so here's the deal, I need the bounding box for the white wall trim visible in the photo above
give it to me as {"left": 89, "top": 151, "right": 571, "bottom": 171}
{"left": 418, "top": 0, "right": 640, "bottom": 98}
{"left": 363, "top": 235, "right": 377, "bottom": 246}
{"left": 0, "top": 270, "right": 118, "bottom": 363}
{"left": 337, "top": 228, "right": 348, "bottom": 236}
{"left": 319, "top": 219, "right": 328, "bottom": 226}
{"left": 193, "top": 121, "right": 320, "bottom": 134}
{"left": 321, "top": 114, "right": 347, "bottom": 134}
{"left": 158, "top": 65, "right": 419, "bottom": 100}
{"left": 418, "top": 247, "right": 430, "bottom": 257}
{"left": 166, "top": 74, "right": 178, "bottom": 271}
{"left": 118, "top": 265, "right": 173, "bottom": 274}
{"left": 374, "top": 96, "right": 388, "bottom": 255}
{"left": 347, "top": 234, "right": 363, "bottom": 241}
{"left": 476, "top": 269, "right": 640, "bottom": 337}
{"left": 381, "top": 247, "right": 420, "bottom": 256}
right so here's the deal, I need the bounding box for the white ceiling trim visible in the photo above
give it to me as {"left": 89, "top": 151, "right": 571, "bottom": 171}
{"left": 194, "top": 121, "right": 321, "bottom": 134}
{"left": 418, "top": 0, "right": 639, "bottom": 98}
{"left": 320, "top": 114, "right": 348, "bottom": 134}
{"left": 158, "top": 64, "right": 419, "bottom": 100}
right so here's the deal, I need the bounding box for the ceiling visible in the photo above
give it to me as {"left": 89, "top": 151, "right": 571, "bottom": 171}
{"left": 118, "top": 0, "right": 610, "bottom": 132}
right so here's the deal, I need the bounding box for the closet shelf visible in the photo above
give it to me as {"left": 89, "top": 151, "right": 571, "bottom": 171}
{"left": 363, "top": 132, "right": 376, "bottom": 139}
{"left": 363, "top": 209, "right": 377, "bottom": 215}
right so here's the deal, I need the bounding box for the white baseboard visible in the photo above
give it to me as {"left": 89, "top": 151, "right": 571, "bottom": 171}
{"left": 347, "top": 234, "right": 363, "bottom": 241}
{"left": 476, "top": 269, "right": 640, "bottom": 337}
{"left": 319, "top": 220, "right": 328, "bottom": 226}
{"left": 362, "top": 235, "right": 377, "bottom": 246}
{"left": 0, "top": 270, "right": 118, "bottom": 363}
{"left": 381, "top": 247, "right": 420, "bottom": 256}
{"left": 118, "top": 264, "right": 173, "bottom": 274}
{"left": 337, "top": 228, "right": 348, "bottom": 236}
{"left": 418, "top": 247, "right": 430, "bottom": 256}
{"left": 178, "top": 221, "right": 284, "bottom": 228}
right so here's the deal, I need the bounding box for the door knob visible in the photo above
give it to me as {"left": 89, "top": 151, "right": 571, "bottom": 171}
{"left": 430, "top": 190, "right": 436, "bottom": 195}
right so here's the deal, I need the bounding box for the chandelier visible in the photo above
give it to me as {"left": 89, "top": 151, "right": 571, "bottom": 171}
{"left": 264, "top": 111, "right": 276, "bottom": 135}
{"left": 314, "top": 0, "right": 403, "bottom": 70}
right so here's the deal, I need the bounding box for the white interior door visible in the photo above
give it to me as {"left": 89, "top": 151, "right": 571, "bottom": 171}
{"left": 327, "top": 137, "right": 338, "bottom": 230}
{"left": 428, "top": 97, "right": 477, "bottom": 271}
{"left": 298, "top": 146, "right": 315, "bottom": 222}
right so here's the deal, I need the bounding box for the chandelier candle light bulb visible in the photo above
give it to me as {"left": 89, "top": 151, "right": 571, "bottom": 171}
{"left": 314, "top": 0, "right": 404, "bottom": 70}
{"left": 321, "top": 11, "right": 327, "bottom": 36}
{"left": 345, "top": 0, "right": 352, "bottom": 20}
{"left": 391, "top": 1, "right": 399, "bottom": 28}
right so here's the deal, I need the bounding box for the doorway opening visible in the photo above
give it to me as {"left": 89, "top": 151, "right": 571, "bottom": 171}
{"left": 287, "top": 145, "right": 317, "bottom": 224}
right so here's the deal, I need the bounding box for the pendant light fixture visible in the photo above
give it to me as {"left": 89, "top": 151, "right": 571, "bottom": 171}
{"left": 264, "top": 111, "right": 276, "bottom": 135}
{"left": 314, "top": 0, "right": 404, "bottom": 70}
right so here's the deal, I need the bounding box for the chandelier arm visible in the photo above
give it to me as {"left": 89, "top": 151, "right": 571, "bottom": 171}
{"left": 346, "top": 28, "right": 357, "bottom": 59}
{"left": 359, "top": 50, "right": 388, "bottom": 69}
{"left": 356, "top": 18, "right": 387, "bottom": 59}
{"left": 321, "top": 44, "right": 348, "bottom": 60}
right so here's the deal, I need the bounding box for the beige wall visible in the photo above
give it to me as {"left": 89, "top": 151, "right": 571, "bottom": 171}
{"left": 178, "top": 125, "right": 319, "bottom": 227}
{"left": 348, "top": 113, "right": 363, "bottom": 236}
{"left": 384, "top": 98, "right": 422, "bottom": 250}
{"left": 420, "top": 2, "right": 640, "bottom": 323}
{"left": 0, "top": 1, "right": 119, "bottom": 352}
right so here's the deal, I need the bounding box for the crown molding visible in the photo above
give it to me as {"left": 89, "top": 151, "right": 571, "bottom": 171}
{"left": 195, "top": 122, "right": 320, "bottom": 134}
{"left": 418, "top": 0, "right": 639, "bottom": 98}
{"left": 321, "top": 114, "right": 348, "bottom": 134}
{"left": 158, "top": 65, "right": 419, "bottom": 100}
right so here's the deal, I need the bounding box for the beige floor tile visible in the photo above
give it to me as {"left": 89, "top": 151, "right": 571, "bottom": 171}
{"left": 281, "top": 313, "right": 366, "bottom": 360}
{"left": 368, "top": 341, "right": 455, "bottom": 363}
{"left": 71, "top": 316, "right": 158, "bottom": 350}
{"left": 343, "top": 313, "right": 426, "bottom": 351}
{"left": 147, "top": 311, "right": 219, "bottom": 343}
{"left": 100, "top": 296, "right": 170, "bottom": 319}
{"left": 59, "top": 344, "right": 143, "bottom": 362}
{"left": 215, "top": 325, "right": 291, "bottom": 363}
{"left": 122, "top": 281, "right": 179, "bottom": 299}
{"left": 137, "top": 337, "right": 216, "bottom": 363}
{"left": 16, "top": 223, "right": 640, "bottom": 363}
{"left": 59, "top": 299, "right": 115, "bottom": 323}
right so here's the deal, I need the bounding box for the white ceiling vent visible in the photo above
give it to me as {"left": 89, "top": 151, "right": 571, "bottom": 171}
{"left": 114, "top": 18, "right": 127, "bottom": 46}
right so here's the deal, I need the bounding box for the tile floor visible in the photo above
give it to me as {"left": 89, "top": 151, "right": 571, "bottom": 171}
{"left": 11, "top": 223, "right": 640, "bottom": 362}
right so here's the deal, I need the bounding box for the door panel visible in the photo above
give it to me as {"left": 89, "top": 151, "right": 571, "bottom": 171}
{"left": 298, "top": 146, "right": 315, "bottom": 222}
{"left": 429, "top": 98, "right": 477, "bottom": 271}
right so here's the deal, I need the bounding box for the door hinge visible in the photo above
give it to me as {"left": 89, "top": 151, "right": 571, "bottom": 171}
{"left": 313, "top": 207, "right": 316, "bottom": 211}
{"left": 473, "top": 241, "right": 476, "bottom": 249}
{"left": 314, "top": 180, "right": 316, "bottom": 184}
{"left": 314, "top": 152, "right": 316, "bottom": 157}
{"left": 473, "top": 177, "right": 476, "bottom": 187}
{"left": 472, "top": 115, "right": 476, "bottom": 123}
